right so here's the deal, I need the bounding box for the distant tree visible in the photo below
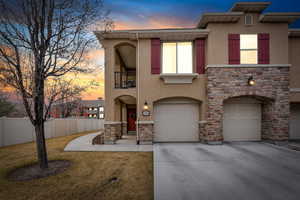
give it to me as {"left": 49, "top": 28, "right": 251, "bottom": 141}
{"left": 0, "top": 92, "right": 15, "bottom": 117}
{"left": 46, "top": 78, "right": 94, "bottom": 118}
{"left": 0, "top": 0, "right": 110, "bottom": 169}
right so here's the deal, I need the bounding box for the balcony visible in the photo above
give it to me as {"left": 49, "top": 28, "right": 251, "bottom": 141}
{"left": 114, "top": 71, "right": 136, "bottom": 89}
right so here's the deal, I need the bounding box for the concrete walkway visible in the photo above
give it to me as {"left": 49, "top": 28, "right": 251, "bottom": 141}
{"left": 64, "top": 132, "right": 152, "bottom": 152}
{"left": 154, "top": 142, "right": 300, "bottom": 200}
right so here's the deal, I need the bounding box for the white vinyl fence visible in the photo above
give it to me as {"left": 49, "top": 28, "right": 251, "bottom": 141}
{"left": 0, "top": 117, "right": 104, "bottom": 147}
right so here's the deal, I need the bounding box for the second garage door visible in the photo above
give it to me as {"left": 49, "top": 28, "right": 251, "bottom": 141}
{"left": 154, "top": 98, "right": 199, "bottom": 142}
{"left": 223, "top": 97, "right": 262, "bottom": 141}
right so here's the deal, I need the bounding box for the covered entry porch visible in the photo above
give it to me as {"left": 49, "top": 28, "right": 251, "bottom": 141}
{"left": 104, "top": 95, "right": 137, "bottom": 144}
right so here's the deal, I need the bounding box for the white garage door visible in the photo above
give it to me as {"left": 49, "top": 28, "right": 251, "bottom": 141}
{"left": 223, "top": 98, "right": 261, "bottom": 141}
{"left": 290, "top": 104, "right": 300, "bottom": 140}
{"left": 154, "top": 99, "right": 199, "bottom": 142}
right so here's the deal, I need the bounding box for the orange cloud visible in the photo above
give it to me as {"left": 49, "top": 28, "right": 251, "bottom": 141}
{"left": 84, "top": 48, "right": 104, "bottom": 66}
{"left": 114, "top": 15, "right": 195, "bottom": 30}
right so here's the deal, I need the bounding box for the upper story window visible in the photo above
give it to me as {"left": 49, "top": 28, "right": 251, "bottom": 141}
{"left": 99, "top": 106, "right": 104, "bottom": 112}
{"left": 162, "top": 42, "right": 192, "bottom": 74}
{"left": 240, "top": 34, "right": 257, "bottom": 64}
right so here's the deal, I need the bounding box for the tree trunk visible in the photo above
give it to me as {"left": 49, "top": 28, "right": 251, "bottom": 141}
{"left": 34, "top": 66, "right": 48, "bottom": 169}
{"left": 34, "top": 122, "right": 48, "bottom": 169}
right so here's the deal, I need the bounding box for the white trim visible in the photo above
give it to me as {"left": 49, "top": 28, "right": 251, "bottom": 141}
{"left": 104, "top": 121, "right": 122, "bottom": 125}
{"left": 136, "top": 121, "right": 154, "bottom": 124}
{"left": 206, "top": 64, "right": 291, "bottom": 68}
{"left": 290, "top": 88, "right": 300, "bottom": 92}
{"left": 160, "top": 73, "right": 198, "bottom": 84}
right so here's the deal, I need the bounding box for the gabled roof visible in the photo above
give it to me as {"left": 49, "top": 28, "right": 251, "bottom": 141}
{"left": 230, "top": 2, "right": 271, "bottom": 13}
{"left": 197, "top": 12, "right": 243, "bottom": 28}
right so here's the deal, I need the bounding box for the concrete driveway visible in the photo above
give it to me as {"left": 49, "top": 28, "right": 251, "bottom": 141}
{"left": 154, "top": 142, "right": 300, "bottom": 200}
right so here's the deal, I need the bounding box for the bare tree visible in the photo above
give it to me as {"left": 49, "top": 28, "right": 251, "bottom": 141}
{"left": 0, "top": 92, "right": 15, "bottom": 117}
{"left": 0, "top": 0, "right": 109, "bottom": 169}
{"left": 46, "top": 78, "right": 95, "bottom": 118}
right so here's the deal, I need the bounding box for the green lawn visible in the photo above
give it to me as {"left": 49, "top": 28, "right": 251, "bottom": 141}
{"left": 0, "top": 131, "right": 153, "bottom": 200}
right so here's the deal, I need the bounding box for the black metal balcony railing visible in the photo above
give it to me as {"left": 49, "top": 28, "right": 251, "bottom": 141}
{"left": 114, "top": 71, "right": 136, "bottom": 89}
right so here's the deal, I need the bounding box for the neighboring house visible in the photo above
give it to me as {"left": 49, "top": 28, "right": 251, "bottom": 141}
{"left": 83, "top": 99, "right": 105, "bottom": 119}
{"left": 95, "top": 2, "right": 300, "bottom": 144}
{"left": 50, "top": 99, "right": 105, "bottom": 119}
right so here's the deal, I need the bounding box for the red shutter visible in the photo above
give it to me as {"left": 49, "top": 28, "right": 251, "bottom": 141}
{"left": 228, "top": 34, "right": 240, "bottom": 64}
{"left": 151, "top": 38, "right": 161, "bottom": 74}
{"left": 258, "top": 33, "right": 270, "bottom": 64}
{"left": 195, "top": 39, "right": 205, "bottom": 74}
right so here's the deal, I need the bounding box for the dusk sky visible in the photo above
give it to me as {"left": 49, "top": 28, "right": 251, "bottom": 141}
{"left": 106, "top": 0, "right": 300, "bottom": 29}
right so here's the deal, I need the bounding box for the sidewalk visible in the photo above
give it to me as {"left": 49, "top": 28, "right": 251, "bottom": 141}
{"left": 64, "top": 132, "right": 153, "bottom": 152}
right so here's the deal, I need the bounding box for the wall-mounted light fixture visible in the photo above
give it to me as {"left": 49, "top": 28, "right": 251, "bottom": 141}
{"left": 143, "top": 101, "right": 149, "bottom": 110}
{"left": 142, "top": 101, "right": 151, "bottom": 116}
{"left": 248, "top": 76, "right": 255, "bottom": 86}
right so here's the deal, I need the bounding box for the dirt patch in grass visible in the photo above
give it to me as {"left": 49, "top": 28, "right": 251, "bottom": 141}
{"left": 7, "top": 160, "right": 71, "bottom": 181}
{"left": 0, "top": 130, "right": 153, "bottom": 200}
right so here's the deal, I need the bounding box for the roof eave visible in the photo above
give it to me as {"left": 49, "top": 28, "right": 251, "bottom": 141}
{"left": 94, "top": 29, "right": 210, "bottom": 40}
{"left": 259, "top": 13, "right": 300, "bottom": 24}
{"left": 229, "top": 2, "right": 271, "bottom": 13}
{"left": 289, "top": 29, "right": 300, "bottom": 37}
{"left": 196, "top": 12, "right": 244, "bottom": 28}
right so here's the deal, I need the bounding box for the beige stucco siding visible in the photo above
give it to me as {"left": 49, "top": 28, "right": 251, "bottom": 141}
{"left": 102, "top": 40, "right": 137, "bottom": 121}
{"left": 137, "top": 39, "right": 207, "bottom": 121}
{"left": 206, "top": 14, "right": 289, "bottom": 65}
{"left": 289, "top": 37, "right": 300, "bottom": 102}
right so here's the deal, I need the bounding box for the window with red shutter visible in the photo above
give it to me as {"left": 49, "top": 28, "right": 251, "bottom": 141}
{"left": 228, "top": 34, "right": 240, "bottom": 64}
{"left": 258, "top": 33, "right": 270, "bottom": 64}
{"left": 151, "top": 38, "right": 161, "bottom": 74}
{"left": 195, "top": 39, "right": 205, "bottom": 74}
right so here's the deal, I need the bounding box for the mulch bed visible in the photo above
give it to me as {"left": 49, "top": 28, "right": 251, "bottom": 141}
{"left": 7, "top": 160, "right": 71, "bottom": 181}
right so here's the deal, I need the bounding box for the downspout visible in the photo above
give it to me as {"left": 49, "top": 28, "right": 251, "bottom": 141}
{"left": 136, "top": 32, "right": 140, "bottom": 144}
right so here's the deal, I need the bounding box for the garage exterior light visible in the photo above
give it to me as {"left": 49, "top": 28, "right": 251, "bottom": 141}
{"left": 248, "top": 76, "right": 255, "bottom": 86}
{"left": 143, "top": 101, "right": 149, "bottom": 110}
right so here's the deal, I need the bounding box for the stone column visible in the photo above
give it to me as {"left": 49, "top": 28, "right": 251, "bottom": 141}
{"left": 198, "top": 121, "right": 207, "bottom": 142}
{"left": 121, "top": 121, "right": 128, "bottom": 136}
{"left": 137, "top": 121, "right": 154, "bottom": 144}
{"left": 104, "top": 121, "right": 121, "bottom": 144}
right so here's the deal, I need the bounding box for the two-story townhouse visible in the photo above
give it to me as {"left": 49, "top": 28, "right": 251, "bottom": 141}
{"left": 95, "top": 2, "right": 300, "bottom": 144}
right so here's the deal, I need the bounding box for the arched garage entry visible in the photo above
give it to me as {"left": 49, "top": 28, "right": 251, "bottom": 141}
{"left": 153, "top": 97, "right": 201, "bottom": 142}
{"left": 222, "top": 96, "right": 273, "bottom": 141}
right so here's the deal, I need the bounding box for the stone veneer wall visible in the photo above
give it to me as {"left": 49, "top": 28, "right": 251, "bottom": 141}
{"left": 206, "top": 66, "right": 290, "bottom": 142}
{"left": 104, "top": 122, "right": 121, "bottom": 144}
{"left": 199, "top": 121, "right": 207, "bottom": 142}
{"left": 137, "top": 122, "right": 154, "bottom": 144}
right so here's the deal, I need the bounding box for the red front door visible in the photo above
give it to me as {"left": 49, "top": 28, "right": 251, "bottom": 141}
{"left": 127, "top": 108, "right": 136, "bottom": 131}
